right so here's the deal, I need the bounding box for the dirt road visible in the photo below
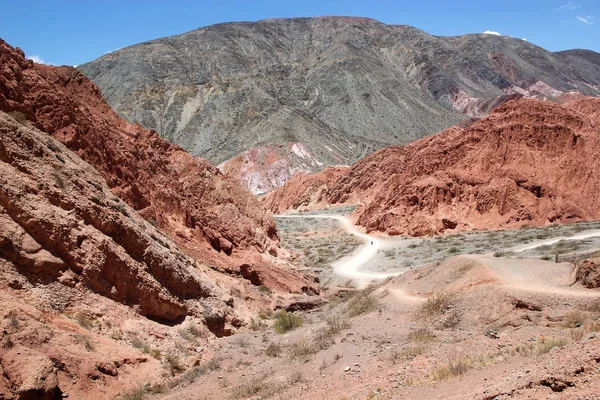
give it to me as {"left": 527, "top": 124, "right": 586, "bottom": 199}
{"left": 275, "top": 214, "right": 402, "bottom": 287}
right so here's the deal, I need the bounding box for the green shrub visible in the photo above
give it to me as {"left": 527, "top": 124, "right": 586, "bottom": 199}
{"left": 273, "top": 311, "right": 303, "bottom": 334}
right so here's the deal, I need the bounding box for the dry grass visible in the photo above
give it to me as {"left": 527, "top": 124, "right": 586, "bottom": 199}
{"left": 399, "top": 345, "right": 427, "bottom": 361}
{"left": 430, "top": 354, "right": 472, "bottom": 381}
{"left": 249, "top": 318, "right": 267, "bottom": 331}
{"left": 418, "top": 291, "right": 455, "bottom": 319}
{"left": 229, "top": 375, "right": 285, "bottom": 400}
{"left": 407, "top": 327, "right": 437, "bottom": 343}
{"left": 345, "top": 290, "right": 379, "bottom": 317}
{"left": 562, "top": 310, "right": 589, "bottom": 328}
{"left": 169, "top": 359, "right": 221, "bottom": 388}
{"left": 288, "top": 339, "right": 318, "bottom": 360}
{"left": 265, "top": 342, "right": 282, "bottom": 357}
{"left": 509, "top": 337, "right": 568, "bottom": 357}
{"left": 166, "top": 354, "right": 184, "bottom": 377}
{"left": 119, "top": 382, "right": 167, "bottom": 400}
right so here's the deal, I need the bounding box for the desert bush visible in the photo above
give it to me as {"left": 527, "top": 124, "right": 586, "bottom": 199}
{"left": 288, "top": 339, "right": 318, "bottom": 359}
{"left": 324, "top": 315, "right": 350, "bottom": 335}
{"left": 166, "top": 354, "right": 184, "bottom": 376}
{"left": 400, "top": 345, "right": 427, "bottom": 361}
{"left": 345, "top": 290, "right": 378, "bottom": 317}
{"left": 535, "top": 337, "right": 567, "bottom": 355}
{"left": 249, "top": 318, "right": 267, "bottom": 331}
{"left": 179, "top": 325, "right": 201, "bottom": 343}
{"left": 562, "top": 310, "right": 589, "bottom": 328}
{"left": 168, "top": 358, "right": 220, "bottom": 388}
{"left": 258, "top": 310, "right": 273, "bottom": 320}
{"left": 431, "top": 355, "right": 472, "bottom": 381}
{"left": 82, "top": 336, "right": 94, "bottom": 352}
{"left": 540, "top": 254, "right": 552, "bottom": 261}
{"left": 149, "top": 349, "right": 162, "bottom": 360}
{"left": 233, "top": 336, "right": 250, "bottom": 348}
{"left": 447, "top": 247, "right": 460, "bottom": 254}
{"left": 273, "top": 311, "right": 303, "bottom": 334}
{"left": 265, "top": 343, "right": 282, "bottom": 357}
{"left": 418, "top": 291, "right": 454, "bottom": 319}
{"left": 229, "top": 375, "right": 283, "bottom": 399}
{"left": 511, "top": 337, "right": 567, "bottom": 356}
{"left": 130, "top": 336, "right": 151, "bottom": 353}
{"left": 407, "top": 327, "right": 437, "bottom": 343}
{"left": 119, "top": 382, "right": 166, "bottom": 400}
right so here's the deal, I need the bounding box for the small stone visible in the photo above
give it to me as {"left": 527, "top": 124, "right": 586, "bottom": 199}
{"left": 354, "top": 363, "right": 360, "bottom": 367}
{"left": 344, "top": 366, "right": 351, "bottom": 372}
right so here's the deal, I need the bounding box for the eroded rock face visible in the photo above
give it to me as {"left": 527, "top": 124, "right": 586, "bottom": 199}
{"left": 0, "top": 38, "right": 277, "bottom": 266}
{"left": 266, "top": 98, "right": 600, "bottom": 235}
{"left": 575, "top": 258, "right": 600, "bottom": 288}
{"left": 0, "top": 38, "right": 315, "bottom": 294}
{"left": 0, "top": 112, "right": 231, "bottom": 323}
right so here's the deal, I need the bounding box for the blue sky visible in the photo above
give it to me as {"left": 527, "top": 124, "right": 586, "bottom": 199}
{"left": 1, "top": 0, "right": 597, "bottom": 66}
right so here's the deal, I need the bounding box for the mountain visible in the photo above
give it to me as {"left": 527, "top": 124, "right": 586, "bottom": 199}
{"left": 79, "top": 16, "right": 600, "bottom": 193}
{"left": 263, "top": 96, "right": 600, "bottom": 236}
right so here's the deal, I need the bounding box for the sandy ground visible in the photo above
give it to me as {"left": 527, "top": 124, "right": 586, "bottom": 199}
{"left": 153, "top": 211, "right": 600, "bottom": 400}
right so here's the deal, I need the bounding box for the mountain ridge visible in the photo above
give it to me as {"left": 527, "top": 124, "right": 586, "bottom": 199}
{"left": 78, "top": 16, "right": 600, "bottom": 193}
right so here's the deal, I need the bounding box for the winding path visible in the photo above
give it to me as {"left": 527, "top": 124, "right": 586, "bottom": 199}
{"left": 275, "top": 214, "right": 403, "bottom": 287}
{"left": 511, "top": 230, "right": 600, "bottom": 252}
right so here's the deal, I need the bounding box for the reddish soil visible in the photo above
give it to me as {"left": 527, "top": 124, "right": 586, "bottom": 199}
{"left": 164, "top": 255, "right": 600, "bottom": 400}
{"left": 264, "top": 97, "right": 600, "bottom": 236}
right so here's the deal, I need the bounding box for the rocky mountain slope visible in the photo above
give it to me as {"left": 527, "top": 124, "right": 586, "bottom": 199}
{"left": 264, "top": 96, "right": 600, "bottom": 236}
{"left": 79, "top": 16, "right": 600, "bottom": 193}
{"left": 0, "top": 38, "right": 318, "bottom": 399}
{"left": 0, "top": 39, "right": 317, "bottom": 293}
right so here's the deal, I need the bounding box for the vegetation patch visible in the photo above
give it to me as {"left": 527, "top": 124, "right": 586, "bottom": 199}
{"left": 273, "top": 311, "right": 304, "bottom": 334}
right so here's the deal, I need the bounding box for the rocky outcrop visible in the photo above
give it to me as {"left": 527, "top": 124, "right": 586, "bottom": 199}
{"left": 0, "top": 111, "right": 232, "bottom": 323}
{"left": 0, "top": 39, "right": 317, "bottom": 295}
{"left": 78, "top": 17, "right": 600, "bottom": 191}
{"left": 575, "top": 258, "right": 600, "bottom": 289}
{"left": 265, "top": 98, "right": 600, "bottom": 235}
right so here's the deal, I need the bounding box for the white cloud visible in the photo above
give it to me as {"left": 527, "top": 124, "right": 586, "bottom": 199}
{"left": 576, "top": 15, "right": 594, "bottom": 25}
{"left": 522, "top": 38, "right": 528, "bottom": 41}
{"left": 483, "top": 30, "right": 501, "bottom": 36}
{"left": 556, "top": 1, "right": 579, "bottom": 10}
{"left": 27, "top": 55, "right": 46, "bottom": 64}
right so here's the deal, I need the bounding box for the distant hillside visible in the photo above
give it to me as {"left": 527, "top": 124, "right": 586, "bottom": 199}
{"left": 79, "top": 17, "right": 600, "bottom": 193}
{"left": 264, "top": 97, "right": 600, "bottom": 236}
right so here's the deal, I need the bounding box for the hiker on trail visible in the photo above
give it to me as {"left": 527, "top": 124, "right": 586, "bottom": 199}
{"left": 371, "top": 240, "right": 373, "bottom": 246}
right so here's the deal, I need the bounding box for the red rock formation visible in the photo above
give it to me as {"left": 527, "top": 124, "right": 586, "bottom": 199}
{"left": 0, "top": 39, "right": 314, "bottom": 293}
{"left": 0, "top": 111, "right": 234, "bottom": 324}
{"left": 575, "top": 258, "right": 600, "bottom": 288}
{"left": 265, "top": 98, "right": 600, "bottom": 235}
{"left": 262, "top": 166, "right": 349, "bottom": 213}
